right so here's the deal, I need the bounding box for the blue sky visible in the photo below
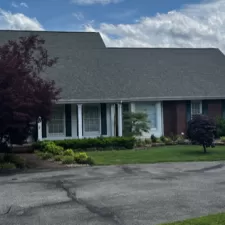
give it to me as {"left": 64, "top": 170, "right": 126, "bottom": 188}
{"left": 0, "top": 0, "right": 224, "bottom": 52}
{"left": 0, "top": 0, "right": 205, "bottom": 30}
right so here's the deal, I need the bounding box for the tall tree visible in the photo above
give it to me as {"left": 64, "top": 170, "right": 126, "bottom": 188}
{"left": 0, "top": 34, "right": 60, "bottom": 150}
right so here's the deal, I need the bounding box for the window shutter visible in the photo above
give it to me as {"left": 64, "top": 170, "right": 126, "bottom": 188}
{"left": 202, "top": 100, "right": 208, "bottom": 115}
{"left": 123, "top": 103, "right": 129, "bottom": 113}
{"left": 42, "top": 118, "right": 47, "bottom": 138}
{"left": 101, "top": 103, "right": 107, "bottom": 135}
{"left": 186, "top": 101, "right": 191, "bottom": 122}
{"left": 222, "top": 100, "right": 225, "bottom": 119}
{"left": 65, "top": 104, "right": 72, "bottom": 137}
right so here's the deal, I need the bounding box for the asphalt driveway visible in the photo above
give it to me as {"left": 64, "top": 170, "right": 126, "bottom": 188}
{"left": 1, "top": 162, "right": 225, "bottom": 225}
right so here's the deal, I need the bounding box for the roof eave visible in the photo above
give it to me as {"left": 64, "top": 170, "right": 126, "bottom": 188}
{"left": 57, "top": 96, "right": 225, "bottom": 104}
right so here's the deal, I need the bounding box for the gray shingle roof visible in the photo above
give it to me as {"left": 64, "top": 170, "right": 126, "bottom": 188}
{"left": 44, "top": 47, "right": 225, "bottom": 102}
{"left": 0, "top": 30, "right": 106, "bottom": 49}
{"left": 1, "top": 30, "right": 225, "bottom": 103}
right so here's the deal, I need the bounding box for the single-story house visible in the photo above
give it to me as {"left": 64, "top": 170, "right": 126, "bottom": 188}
{"left": 1, "top": 30, "right": 225, "bottom": 140}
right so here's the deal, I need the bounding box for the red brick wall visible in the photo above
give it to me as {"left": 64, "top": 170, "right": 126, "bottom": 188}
{"left": 176, "top": 101, "right": 187, "bottom": 135}
{"left": 207, "top": 100, "right": 222, "bottom": 119}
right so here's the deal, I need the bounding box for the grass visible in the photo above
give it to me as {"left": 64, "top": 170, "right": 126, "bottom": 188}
{"left": 160, "top": 212, "right": 225, "bottom": 225}
{"left": 87, "top": 145, "right": 225, "bottom": 165}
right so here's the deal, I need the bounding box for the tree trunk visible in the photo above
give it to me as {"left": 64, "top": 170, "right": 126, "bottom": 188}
{"left": 203, "top": 144, "right": 207, "bottom": 153}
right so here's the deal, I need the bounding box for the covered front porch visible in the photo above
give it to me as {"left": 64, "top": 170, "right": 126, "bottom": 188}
{"left": 37, "top": 103, "right": 123, "bottom": 141}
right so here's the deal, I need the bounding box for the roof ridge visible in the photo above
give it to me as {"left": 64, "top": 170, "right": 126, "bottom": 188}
{"left": 0, "top": 30, "right": 100, "bottom": 34}
{"left": 107, "top": 47, "right": 219, "bottom": 50}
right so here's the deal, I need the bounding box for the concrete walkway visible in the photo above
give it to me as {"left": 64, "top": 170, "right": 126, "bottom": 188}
{"left": 1, "top": 161, "right": 225, "bottom": 225}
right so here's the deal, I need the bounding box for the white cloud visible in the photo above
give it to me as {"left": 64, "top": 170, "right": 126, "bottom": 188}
{"left": 20, "top": 2, "right": 28, "bottom": 8}
{"left": 72, "top": 12, "right": 84, "bottom": 21}
{"left": 0, "top": 9, "right": 44, "bottom": 30}
{"left": 85, "top": 0, "right": 225, "bottom": 52}
{"left": 11, "top": 2, "right": 28, "bottom": 8}
{"left": 11, "top": 2, "right": 18, "bottom": 7}
{"left": 71, "top": 0, "right": 122, "bottom": 5}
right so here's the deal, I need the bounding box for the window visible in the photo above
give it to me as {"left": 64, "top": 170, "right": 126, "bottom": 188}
{"left": 83, "top": 105, "right": 100, "bottom": 133}
{"left": 191, "top": 101, "right": 202, "bottom": 116}
{"left": 48, "top": 105, "right": 64, "bottom": 135}
{"left": 135, "top": 103, "right": 157, "bottom": 129}
{"left": 147, "top": 104, "right": 157, "bottom": 129}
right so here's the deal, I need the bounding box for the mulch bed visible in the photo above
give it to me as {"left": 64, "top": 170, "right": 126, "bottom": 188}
{"left": 17, "top": 154, "right": 88, "bottom": 169}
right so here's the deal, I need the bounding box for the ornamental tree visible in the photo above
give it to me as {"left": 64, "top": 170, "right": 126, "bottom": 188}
{"left": 187, "top": 114, "right": 216, "bottom": 153}
{"left": 123, "top": 112, "right": 150, "bottom": 137}
{"left": 0, "top": 34, "right": 61, "bottom": 151}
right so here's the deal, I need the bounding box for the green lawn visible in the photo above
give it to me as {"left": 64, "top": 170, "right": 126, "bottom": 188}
{"left": 87, "top": 145, "right": 225, "bottom": 165}
{"left": 160, "top": 212, "right": 225, "bottom": 225}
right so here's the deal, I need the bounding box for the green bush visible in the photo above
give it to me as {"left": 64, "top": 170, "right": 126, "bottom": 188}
{"left": 216, "top": 117, "right": 225, "bottom": 138}
{"left": 144, "top": 138, "right": 151, "bottom": 145}
{"left": 62, "top": 156, "right": 75, "bottom": 164}
{"left": 3, "top": 154, "right": 26, "bottom": 169}
{"left": 74, "top": 152, "right": 88, "bottom": 163}
{"left": 44, "top": 142, "right": 63, "bottom": 155}
{"left": 164, "top": 137, "right": 173, "bottom": 145}
{"left": 151, "top": 134, "right": 157, "bottom": 143}
{"left": 63, "top": 149, "right": 74, "bottom": 156}
{"left": 220, "top": 136, "right": 225, "bottom": 143}
{"left": 74, "top": 152, "right": 94, "bottom": 165}
{"left": 54, "top": 155, "right": 63, "bottom": 161}
{"left": 54, "top": 137, "right": 136, "bottom": 150}
{"left": 160, "top": 136, "right": 165, "bottom": 142}
{"left": 0, "top": 162, "right": 16, "bottom": 169}
{"left": 32, "top": 140, "right": 49, "bottom": 151}
{"left": 40, "top": 152, "right": 53, "bottom": 160}
{"left": 176, "top": 135, "right": 185, "bottom": 144}
{"left": 85, "top": 156, "right": 95, "bottom": 166}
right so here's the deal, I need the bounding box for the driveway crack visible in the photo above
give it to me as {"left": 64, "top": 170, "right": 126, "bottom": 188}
{"left": 58, "top": 180, "right": 123, "bottom": 225}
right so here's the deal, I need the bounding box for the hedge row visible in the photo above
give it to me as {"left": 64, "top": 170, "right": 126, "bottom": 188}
{"left": 33, "top": 137, "right": 136, "bottom": 151}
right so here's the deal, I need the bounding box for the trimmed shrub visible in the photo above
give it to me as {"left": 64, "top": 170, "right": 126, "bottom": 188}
{"left": 62, "top": 156, "right": 74, "bottom": 164}
{"left": 0, "top": 162, "right": 16, "bottom": 169}
{"left": 63, "top": 149, "right": 74, "bottom": 156}
{"left": 54, "top": 137, "right": 136, "bottom": 150}
{"left": 220, "top": 136, "right": 225, "bottom": 143}
{"left": 32, "top": 137, "right": 136, "bottom": 152}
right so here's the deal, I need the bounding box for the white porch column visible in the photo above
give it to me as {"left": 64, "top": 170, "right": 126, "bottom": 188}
{"left": 110, "top": 104, "right": 115, "bottom": 136}
{"left": 77, "top": 104, "right": 83, "bottom": 139}
{"left": 117, "top": 103, "right": 123, "bottom": 137}
{"left": 37, "top": 117, "right": 42, "bottom": 141}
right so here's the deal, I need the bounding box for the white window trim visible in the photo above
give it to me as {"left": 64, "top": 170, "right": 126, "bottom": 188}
{"left": 47, "top": 104, "right": 66, "bottom": 137}
{"left": 83, "top": 104, "right": 101, "bottom": 137}
{"left": 191, "top": 100, "right": 202, "bottom": 116}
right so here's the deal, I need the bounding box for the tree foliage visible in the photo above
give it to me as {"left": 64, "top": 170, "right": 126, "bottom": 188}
{"left": 0, "top": 34, "right": 60, "bottom": 150}
{"left": 123, "top": 112, "right": 150, "bottom": 137}
{"left": 187, "top": 114, "right": 216, "bottom": 153}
